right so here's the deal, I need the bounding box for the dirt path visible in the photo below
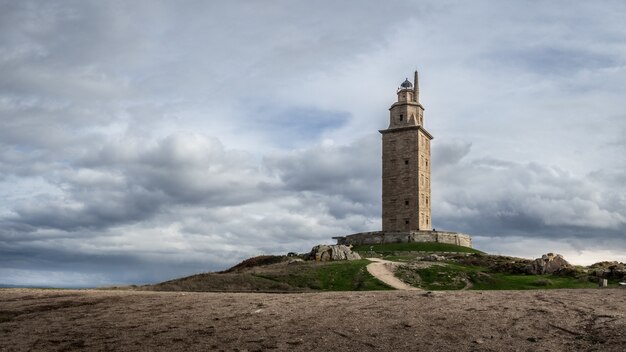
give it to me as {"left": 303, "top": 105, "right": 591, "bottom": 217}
{"left": 366, "top": 258, "right": 421, "bottom": 290}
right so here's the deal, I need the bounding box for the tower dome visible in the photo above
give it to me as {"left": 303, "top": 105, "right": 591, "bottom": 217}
{"left": 400, "top": 78, "right": 413, "bottom": 88}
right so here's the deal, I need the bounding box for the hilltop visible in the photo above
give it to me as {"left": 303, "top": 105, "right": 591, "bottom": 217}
{"left": 142, "top": 243, "right": 625, "bottom": 292}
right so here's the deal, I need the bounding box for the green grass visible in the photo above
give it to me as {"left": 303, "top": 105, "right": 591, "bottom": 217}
{"left": 410, "top": 265, "right": 466, "bottom": 290}
{"left": 353, "top": 242, "right": 483, "bottom": 254}
{"left": 148, "top": 259, "right": 392, "bottom": 292}
{"left": 253, "top": 260, "right": 392, "bottom": 291}
{"left": 396, "top": 263, "right": 485, "bottom": 290}
{"left": 396, "top": 261, "right": 602, "bottom": 291}
{"left": 470, "top": 272, "right": 599, "bottom": 290}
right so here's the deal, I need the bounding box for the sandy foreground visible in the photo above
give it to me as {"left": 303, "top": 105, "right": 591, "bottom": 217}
{"left": 1, "top": 288, "right": 625, "bottom": 351}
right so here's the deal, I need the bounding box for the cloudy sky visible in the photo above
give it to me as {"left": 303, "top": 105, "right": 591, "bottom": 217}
{"left": 1, "top": 1, "right": 625, "bottom": 287}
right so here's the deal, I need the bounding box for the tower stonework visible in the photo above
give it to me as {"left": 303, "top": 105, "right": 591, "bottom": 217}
{"left": 380, "top": 71, "right": 433, "bottom": 232}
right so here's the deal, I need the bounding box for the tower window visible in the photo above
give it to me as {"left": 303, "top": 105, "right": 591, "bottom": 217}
{"left": 399, "top": 114, "right": 403, "bottom": 121}
{"left": 404, "top": 200, "right": 409, "bottom": 206}
{"left": 404, "top": 159, "right": 409, "bottom": 165}
{"left": 405, "top": 220, "right": 409, "bottom": 225}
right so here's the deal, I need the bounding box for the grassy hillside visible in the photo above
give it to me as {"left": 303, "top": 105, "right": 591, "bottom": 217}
{"left": 144, "top": 243, "right": 620, "bottom": 292}
{"left": 393, "top": 253, "right": 618, "bottom": 290}
{"left": 146, "top": 272, "right": 301, "bottom": 292}
{"left": 253, "top": 259, "right": 391, "bottom": 291}
{"left": 145, "top": 259, "right": 391, "bottom": 292}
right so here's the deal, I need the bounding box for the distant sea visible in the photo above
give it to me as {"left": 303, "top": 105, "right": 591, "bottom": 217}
{"left": 0, "top": 284, "right": 93, "bottom": 289}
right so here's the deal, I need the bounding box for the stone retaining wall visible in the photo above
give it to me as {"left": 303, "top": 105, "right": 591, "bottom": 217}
{"left": 333, "top": 230, "right": 472, "bottom": 248}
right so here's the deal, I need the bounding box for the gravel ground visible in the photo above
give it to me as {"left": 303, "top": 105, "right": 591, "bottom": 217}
{"left": 1, "top": 288, "right": 625, "bottom": 351}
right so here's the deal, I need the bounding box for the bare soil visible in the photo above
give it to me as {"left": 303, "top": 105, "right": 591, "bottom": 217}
{"left": 1, "top": 288, "right": 625, "bottom": 351}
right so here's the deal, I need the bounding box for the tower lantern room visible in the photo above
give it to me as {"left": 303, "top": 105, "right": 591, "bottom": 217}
{"left": 397, "top": 78, "right": 415, "bottom": 102}
{"left": 388, "top": 71, "right": 425, "bottom": 129}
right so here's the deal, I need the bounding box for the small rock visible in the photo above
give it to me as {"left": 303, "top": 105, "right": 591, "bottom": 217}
{"left": 474, "top": 339, "right": 484, "bottom": 344}
{"left": 527, "top": 337, "right": 538, "bottom": 342}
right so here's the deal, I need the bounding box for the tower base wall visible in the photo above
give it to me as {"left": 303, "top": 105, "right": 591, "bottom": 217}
{"left": 333, "top": 230, "right": 472, "bottom": 248}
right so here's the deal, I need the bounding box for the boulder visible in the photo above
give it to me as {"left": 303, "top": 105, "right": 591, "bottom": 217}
{"left": 309, "top": 244, "right": 361, "bottom": 262}
{"left": 526, "top": 253, "right": 571, "bottom": 275}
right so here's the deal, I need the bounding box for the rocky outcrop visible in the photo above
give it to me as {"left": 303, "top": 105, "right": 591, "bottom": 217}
{"left": 590, "top": 261, "right": 626, "bottom": 280}
{"left": 526, "top": 253, "right": 571, "bottom": 275}
{"left": 309, "top": 245, "right": 361, "bottom": 262}
{"left": 423, "top": 254, "right": 446, "bottom": 262}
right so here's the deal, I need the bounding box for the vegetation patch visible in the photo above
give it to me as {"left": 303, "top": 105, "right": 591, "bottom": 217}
{"left": 146, "top": 259, "right": 392, "bottom": 292}
{"left": 396, "top": 262, "right": 481, "bottom": 290}
{"left": 395, "top": 259, "right": 601, "bottom": 291}
{"left": 145, "top": 272, "right": 300, "bottom": 292}
{"left": 256, "top": 260, "right": 392, "bottom": 291}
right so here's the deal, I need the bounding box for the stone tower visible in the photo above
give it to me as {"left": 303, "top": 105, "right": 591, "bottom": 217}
{"left": 380, "top": 71, "right": 433, "bottom": 232}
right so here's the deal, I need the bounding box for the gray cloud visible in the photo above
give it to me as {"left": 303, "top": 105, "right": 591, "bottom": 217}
{"left": 433, "top": 140, "right": 626, "bottom": 242}
{"left": 3, "top": 133, "right": 275, "bottom": 233}
{"left": 1, "top": 0, "right": 626, "bottom": 286}
{"left": 264, "top": 135, "right": 381, "bottom": 207}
